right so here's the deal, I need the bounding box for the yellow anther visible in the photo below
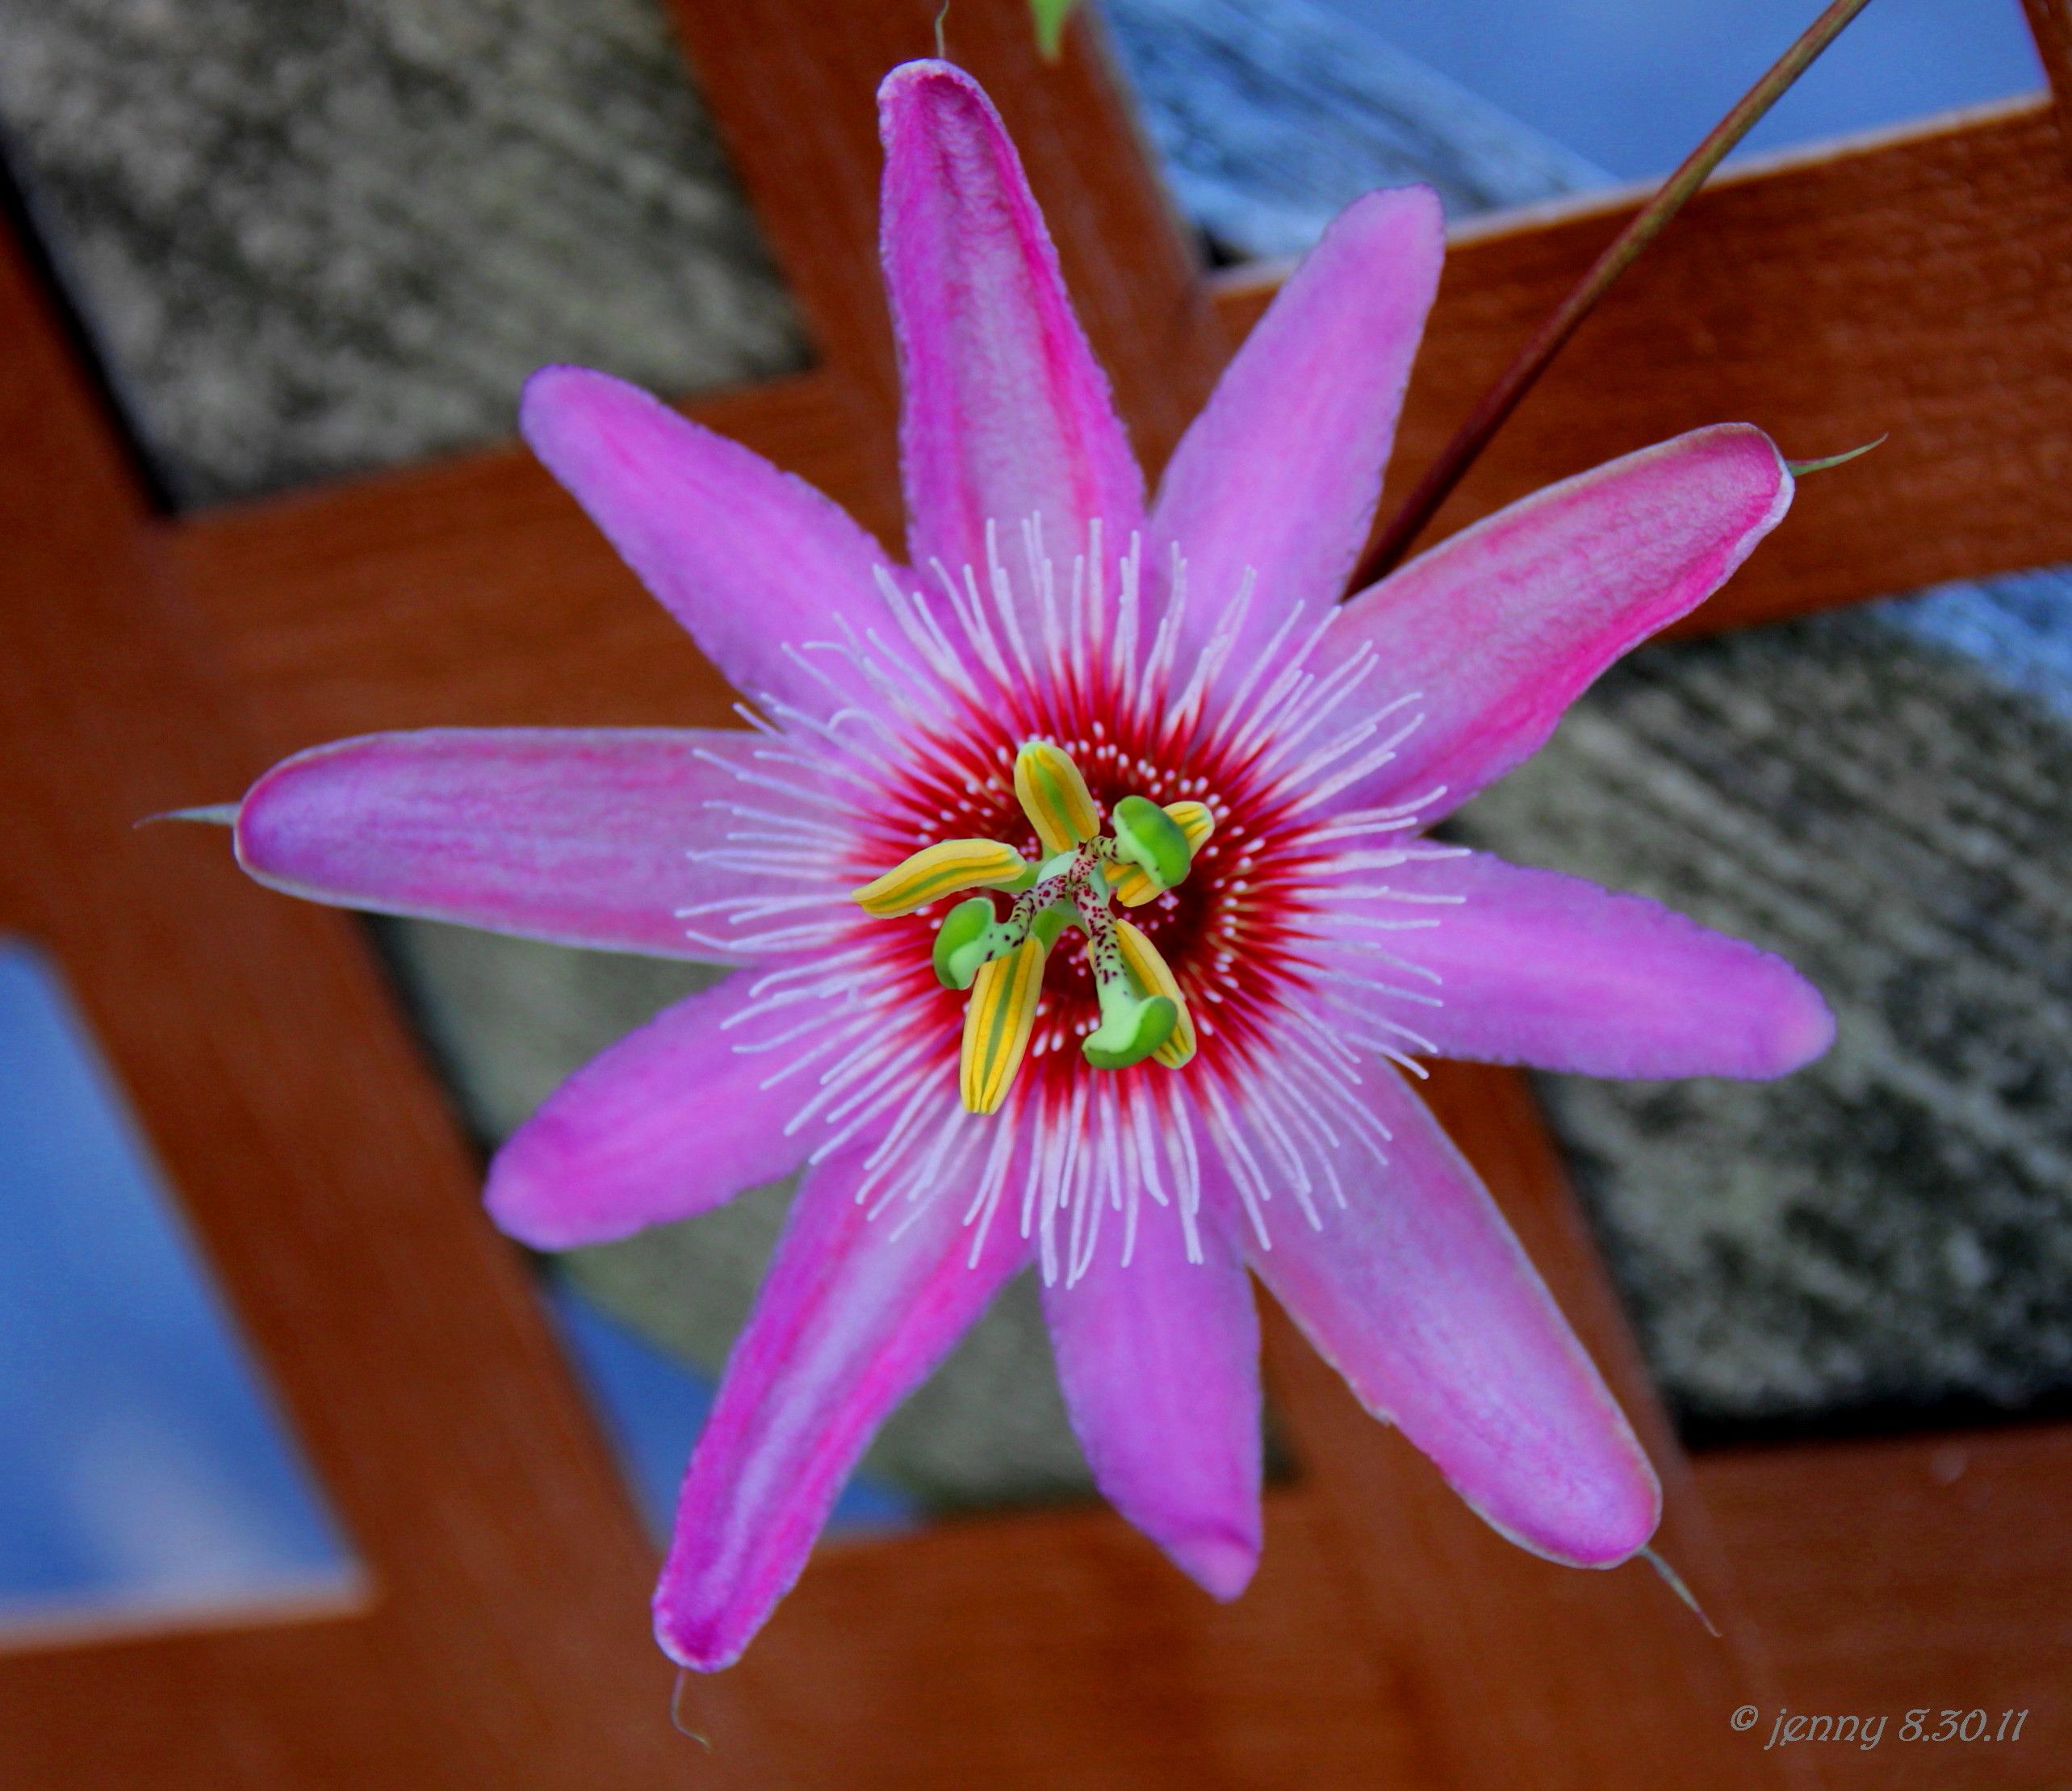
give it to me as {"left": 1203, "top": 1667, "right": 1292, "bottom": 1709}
{"left": 852, "top": 838, "right": 1028, "bottom": 917}
{"left": 1111, "top": 801, "right": 1216, "bottom": 907}
{"left": 961, "top": 935, "right": 1049, "bottom": 1113}
{"left": 1014, "top": 741, "right": 1100, "bottom": 856}
{"left": 1113, "top": 919, "right": 1195, "bottom": 1067}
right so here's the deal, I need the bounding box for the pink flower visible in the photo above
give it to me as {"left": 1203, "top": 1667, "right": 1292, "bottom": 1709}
{"left": 227, "top": 60, "right": 1831, "bottom": 1670}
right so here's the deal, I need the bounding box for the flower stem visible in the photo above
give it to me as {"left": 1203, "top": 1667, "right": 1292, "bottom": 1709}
{"left": 1349, "top": 0, "right": 1880, "bottom": 592}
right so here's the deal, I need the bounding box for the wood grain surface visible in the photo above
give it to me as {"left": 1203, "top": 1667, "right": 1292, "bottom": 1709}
{"left": 2022, "top": 0, "right": 2072, "bottom": 155}
{"left": 1199, "top": 92, "right": 2072, "bottom": 637}
{"left": 1704, "top": 1421, "right": 2072, "bottom": 1790}
{"left": 0, "top": 206, "right": 721, "bottom": 1788}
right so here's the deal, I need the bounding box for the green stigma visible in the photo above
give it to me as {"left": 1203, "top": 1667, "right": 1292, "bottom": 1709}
{"left": 852, "top": 740, "right": 1216, "bottom": 1113}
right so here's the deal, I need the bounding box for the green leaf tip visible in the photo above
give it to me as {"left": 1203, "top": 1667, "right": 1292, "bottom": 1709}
{"left": 136, "top": 804, "right": 239, "bottom": 830}
{"left": 1030, "top": 0, "right": 1078, "bottom": 60}
{"left": 1785, "top": 433, "right": 1886, "bottom": 478}
{"left": 1639, "top": 1546, "right": 1721, "bottom": 1639}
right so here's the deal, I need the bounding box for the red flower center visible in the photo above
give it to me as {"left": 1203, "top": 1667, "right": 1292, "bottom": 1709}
{"left": 854, "top": 700, "right": 1332, "bottom": 1099}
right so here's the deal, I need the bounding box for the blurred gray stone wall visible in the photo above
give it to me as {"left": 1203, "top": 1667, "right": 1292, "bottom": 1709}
{"left": 1461, "top": 594, "right": 2072, "bottom": 1433}
{"left": 0, "top": 0, "right": 804, "bottom": 504}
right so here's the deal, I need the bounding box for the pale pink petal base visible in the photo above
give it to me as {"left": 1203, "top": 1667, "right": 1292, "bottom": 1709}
{"left": 655, "top": 1124, "right": 1032, "bottom": 1670}
{"left": 484, "top": 970, "right": 842, "bottom": 1250}
{"left": 1329, "top": 425, "right": 1793, "bottom": 819}
{"left": 234, "top": 727, "right": 833, "bottom": 962}
{"left": 878, "top": 60, "right": 1144, "bottom": 579}
{"left": 1237, "top": 1071, "right": 1660, "bottom": 1567}
{"left": 1042, "top": 1208, "right": 1262, "bottom": 1598}
{"left": 1316, "top": 851, "right": 1835, "bottom": 1079}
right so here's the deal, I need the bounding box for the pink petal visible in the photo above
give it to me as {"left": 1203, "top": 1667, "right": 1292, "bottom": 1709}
{"left": 1149, "top": 186, "right": 1442, "bottom": 685}
{"left": 1328, "top": 425, "right": 1791, "bottom": 820}
{"left": 485, "top": 970, "right": 832, "bottom": 1249}
{"left": 1041, "top": 1206, "right": 1262, "bottom": 1599}
{"left": 1234, "top": 1069, "right": 1660, "bottom": 1566}
{"left": 878, "top": 60, "right": 1143, "bottom": 580}
{"left": 655, "top": 1121, "right": 1030, "bottom": 1670}
{"left": 234, "top": 727, "right": 839, "bottom": 962}
{"left": 1312, "top": 850, "right": 1834, "bottom": 1079}
{"left": 520, "top": 366, "right": 892, "bottom": 715}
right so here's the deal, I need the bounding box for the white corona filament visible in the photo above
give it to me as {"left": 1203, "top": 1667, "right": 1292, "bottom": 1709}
{"left": 676, "top": 518, "right": 1460, "bottom": 1280}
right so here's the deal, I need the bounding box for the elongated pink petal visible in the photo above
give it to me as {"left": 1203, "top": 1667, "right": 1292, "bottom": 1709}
{"left": 234, "top": 728, "right": 841, "bottom": 962}
{"left": 656, "top": 1121, "right": 1029, "bottom": 1670}
{"left": 1149, "top": 186, "right": 1442, "bottom": 684}
{"left": 1314, "top": 850, "right": 1833, "bottom": 1079}
{"left": 1236, "top": 1070, "right": 1660, "bottom": 1566}
{"left": 1041, "top": 1207, "right": 1262, "bottom": 1598}
{"left": 878, "top": 60, "right": 1143, "bottom": 581}
{"left": 520, "top": 366, "right": 891, "bottom": 714}
{"left": 486, "top": 971, "right": 832, "bottom": 1249}
{"left": 1328, "top": 425, "right": 1791, "bottom": 820}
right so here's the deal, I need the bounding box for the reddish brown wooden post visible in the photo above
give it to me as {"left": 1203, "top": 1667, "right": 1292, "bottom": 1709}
{"left": 0, "top": 199, "right": 728, "bottom": 1791}
{"left": 2021, "top": 0, "right": 2072, "bottom": 166}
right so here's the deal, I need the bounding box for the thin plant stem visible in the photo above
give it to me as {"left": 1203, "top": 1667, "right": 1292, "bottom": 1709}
{"left": 1349, "top": 0, "right": 1879, "bottom": 592}
{"left": 2019, "top": 0, "right": 2072, "bottom": 174}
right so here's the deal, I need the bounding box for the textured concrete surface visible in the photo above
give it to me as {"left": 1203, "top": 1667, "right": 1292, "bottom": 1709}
{"left": 1459, "top": 599, "right": 2072, "bottom": 1434}
{"left": 0, "top": 0, "right": 804, "bottom": 505}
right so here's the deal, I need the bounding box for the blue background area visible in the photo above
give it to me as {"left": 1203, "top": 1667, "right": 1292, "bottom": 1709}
{"left": 1882, "top": 571, "right": 2072, "bottom": 722}
{"left": 1307, "top": 0, "right": 2041, "bottom": 179}
{"left": 0, "top": 937, "right": 905, "bottom": 1626}
{"left": 0, "top": 941, "right": 350, "bottom": 1622}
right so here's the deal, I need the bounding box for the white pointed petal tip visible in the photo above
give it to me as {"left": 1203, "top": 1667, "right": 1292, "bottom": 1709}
{"left": 482, "top": 1140, "right": 589, "bottom": 1253}
{"left": 877, "top": 55, "right": 987, "bottom": 115}
{"left": 1764, "top": 976, "right": 1838, "bottom": 1078}
{"left": 1466, "top": 1446, "right": 1663, "bottom": 1570}
{"left": 655, "top": 1604, "right": 747, "bottom": 1675}
{"left": 1166, "top": 1529, "right": 1260, "bottom": 1601}
{"left": 517, "top": 362, "right": 626, "bottom": 462}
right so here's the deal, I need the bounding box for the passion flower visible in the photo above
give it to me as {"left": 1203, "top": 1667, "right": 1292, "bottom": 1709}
{"left": 222, "top": 59, "right": 1831, "bottom": 1671}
